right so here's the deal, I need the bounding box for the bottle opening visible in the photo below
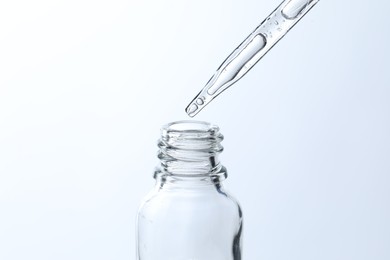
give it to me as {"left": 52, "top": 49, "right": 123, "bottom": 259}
{"left": 162, "top": 120, "right": 219, "bottom": 135}
{"left": 157, "top": 120, "right": 226, "bottom": 178}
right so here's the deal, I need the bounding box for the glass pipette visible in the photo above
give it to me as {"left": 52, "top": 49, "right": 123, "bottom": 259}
{"left": 185, "top": 0, "right": 320, "bottom": 117}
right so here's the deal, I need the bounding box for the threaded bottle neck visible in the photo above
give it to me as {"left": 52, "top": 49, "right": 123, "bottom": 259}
{"left": 155, "top": 121, "right": 226, "bottom": 179}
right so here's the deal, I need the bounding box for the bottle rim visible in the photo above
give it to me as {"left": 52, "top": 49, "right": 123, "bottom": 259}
{"left": 161, "top": 120, "right": 220, "bottom": 136}
{"left": 156, "top": 120, "right": 226, "bottom": 178}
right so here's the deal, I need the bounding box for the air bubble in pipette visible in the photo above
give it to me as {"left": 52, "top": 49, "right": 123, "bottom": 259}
{"left": 196, "top": 98, "right": 204, "bottom": 105}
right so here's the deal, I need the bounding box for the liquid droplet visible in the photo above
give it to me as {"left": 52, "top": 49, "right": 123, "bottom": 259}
{"left": 196, "top": 98, "right": 204, "bottom": 105}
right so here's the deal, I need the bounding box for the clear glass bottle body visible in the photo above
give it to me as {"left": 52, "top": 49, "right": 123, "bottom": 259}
{"left": 136, "top": 121, "right": 243, "bottom": 260}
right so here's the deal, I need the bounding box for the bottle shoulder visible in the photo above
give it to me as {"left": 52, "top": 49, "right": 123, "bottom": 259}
{"left": 138, "top": 184, "right": 242, "bottom": 219}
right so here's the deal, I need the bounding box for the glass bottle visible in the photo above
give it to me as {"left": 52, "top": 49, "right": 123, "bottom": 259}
{"left": 136, "top": 121, "right": 243, "bottom": 260}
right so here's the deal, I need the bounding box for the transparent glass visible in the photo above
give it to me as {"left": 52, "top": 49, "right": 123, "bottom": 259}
{"left": 136, "top": 121, "right": 243, "bottom": 260}
{"left": 186, "top": 0, "right": 320, "bottom": 117}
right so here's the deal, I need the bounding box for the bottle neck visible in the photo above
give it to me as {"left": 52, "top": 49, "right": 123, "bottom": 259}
{"left": 155, "top": 121, "right": 227, "bottom": 182}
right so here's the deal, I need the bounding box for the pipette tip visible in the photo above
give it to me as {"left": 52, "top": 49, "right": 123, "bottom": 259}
{"left": 185, "top": 88, "right": 213, "bottom": 117}
{"left": 185, "top": 98, "right": 203, "bottom": 118}
{"left": 185, "top": 104, "right": 197, "bottom": 118}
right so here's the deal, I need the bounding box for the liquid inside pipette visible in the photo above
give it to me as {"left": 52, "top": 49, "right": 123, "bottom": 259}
{"left": 185, "top": 0, "right": 319, "bottom": 117}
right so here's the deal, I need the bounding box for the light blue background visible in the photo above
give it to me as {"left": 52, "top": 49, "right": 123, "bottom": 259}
{"left": 0, "top": 0, "right": 389, "bottom": 259}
